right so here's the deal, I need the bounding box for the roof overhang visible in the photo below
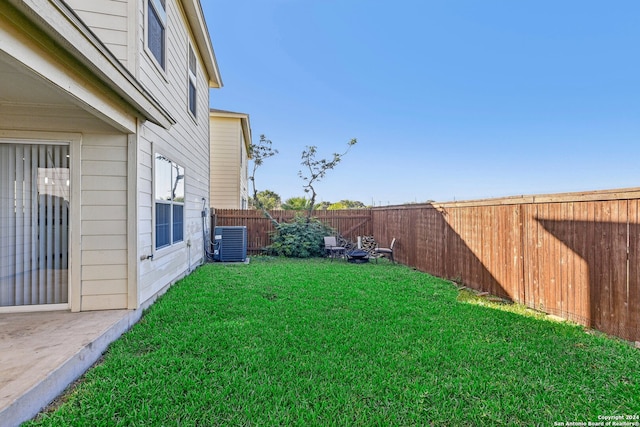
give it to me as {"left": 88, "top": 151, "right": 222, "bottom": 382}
{"left": 182, "top": 0, "right": 222, "bottom": 89}
{"left": 2, "top": 0, "right": 177, "bottom": 131}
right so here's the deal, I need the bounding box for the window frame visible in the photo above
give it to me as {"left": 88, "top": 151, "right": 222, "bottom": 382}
{"left": 146, "top": 0, "right": 167, "bottom": 71}
{"left": 187, "top": 43, "right": 198, "bottom": 119}
{"left": 154, "top": 153, "right": 185, "bottom": 251}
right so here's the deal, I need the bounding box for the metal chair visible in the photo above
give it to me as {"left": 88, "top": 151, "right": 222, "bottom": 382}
{"left": 324, "top": 236, "right": 346, "bottom": 261}
{"left": 374, "top": 238, "right": 396, "bottom": 263}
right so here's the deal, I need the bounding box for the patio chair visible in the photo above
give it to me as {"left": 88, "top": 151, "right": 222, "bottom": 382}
{"left": 374, "top": 237, "right": 396, "bottom": 263}
{"left": 324, "top": 236, "right": 346, "bottom": 261}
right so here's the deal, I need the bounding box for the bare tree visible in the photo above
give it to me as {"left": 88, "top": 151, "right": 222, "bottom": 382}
{"left": 298, "top": 138, "right": 357, "bottom": 217}
{"left": 249, "top": 135, "right": 279, "bottom": 224}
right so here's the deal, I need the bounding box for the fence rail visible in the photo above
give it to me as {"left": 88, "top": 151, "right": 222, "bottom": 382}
{"left": 212, "top": 187, "right": 640, "bottom": 342}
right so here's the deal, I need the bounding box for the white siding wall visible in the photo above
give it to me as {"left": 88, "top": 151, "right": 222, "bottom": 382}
{"left": 210, "top": 117, "right": 241, "bottom": 209}
{"left": 136, "top": 0, "right": 211, "bottom": 303}
{"left": 65, "top": 0, "right": 130, "bottom": 67}
{"left": 0, "top": 105, "right": 120, "bottom": 134}
{"left": 80, "top": 133, "right": 129, "bottom": 310}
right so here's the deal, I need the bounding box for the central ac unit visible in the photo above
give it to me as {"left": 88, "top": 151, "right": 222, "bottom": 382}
{"left": 213, "top": 226, "right": 247, "bottom": 262}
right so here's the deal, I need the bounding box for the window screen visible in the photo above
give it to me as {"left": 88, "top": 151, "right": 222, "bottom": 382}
{"left": 148, "top": 0, "right": 166, "bottom": 68}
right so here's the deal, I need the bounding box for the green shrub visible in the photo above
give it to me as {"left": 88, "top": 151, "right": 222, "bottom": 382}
{"left": 266, "top": 215, "right": 335, "bottom": 258}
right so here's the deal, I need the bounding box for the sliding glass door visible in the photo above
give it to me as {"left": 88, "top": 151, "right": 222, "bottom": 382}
{"left": 0, "top": 142, "right": 70, "bottom": 307}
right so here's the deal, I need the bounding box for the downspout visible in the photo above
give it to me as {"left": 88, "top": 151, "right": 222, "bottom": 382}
{"left": 187, "top": 239, "right": 191, "bottom": 273}
{"left": 202, "top": 198, "right": 209, "bottom": 264}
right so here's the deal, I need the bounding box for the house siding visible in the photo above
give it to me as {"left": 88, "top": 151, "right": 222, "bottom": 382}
{"left": 80, "top": 133, "right": 129, "bottom": 310}
{"left": 0, "top": 105, "right": 119, "bottom": 134}
{"left": 210, "top": 117, "right": 241, "bottom": 209}
{"left": 65, "top": 0, "right": 130, "bottom": 67}
{"left": 136, "top": 0, "right": 210, "bottom": 304}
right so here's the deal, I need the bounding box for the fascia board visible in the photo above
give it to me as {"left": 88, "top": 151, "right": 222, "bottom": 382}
{"left": 182, "top": 0, "right": 222, "bottom": 88}
{"left": 240, "top": 116, "right": 252, "bottom": 158}
{"left": 209, "top": 109, "right": 249, "bottom": 119}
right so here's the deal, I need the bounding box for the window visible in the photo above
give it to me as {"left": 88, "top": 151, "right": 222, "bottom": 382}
{"left": 147, "top": 0, "right": 166, "bottom": 69}
{"left": 155, "top": 154, "right": 184, "bottom": 249}
{"left": 188, "top": 44, "right": 197, "bottom": 117}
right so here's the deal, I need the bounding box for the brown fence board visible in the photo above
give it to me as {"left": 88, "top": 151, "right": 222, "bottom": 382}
{"left": 547, "top": 203, "right": 561, "bottom": 318}
{"left": 613, "top": 200, "right": 630, "bottom": 339}
{"left": 522, "top": 204, "right": 537, "bottom": 309}
{"left": 593, "top": 202, "right": 607, "bottom": 332}
{"left": 564, "top": 202, "right": 575, "bottom": 322}
{"left": 620, "top": 200, "right": 640, "bottom": 340}
{"left": 586, "top": 201, "right": 598, "bottom": 327}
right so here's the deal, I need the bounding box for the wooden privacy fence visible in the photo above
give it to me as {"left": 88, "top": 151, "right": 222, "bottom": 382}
{"left": 212, "top": 209, "right": 372, "bottom": 254}
{"left": 212, "top": 188, "right": 640, "bottom": 342}
{"left": 373, "top": 188, "right": 640, "bottom": 342}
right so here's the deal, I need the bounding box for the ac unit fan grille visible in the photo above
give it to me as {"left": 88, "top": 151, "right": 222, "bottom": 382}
{"left": 214, "top": 226, "right": 247, "bottom": 262}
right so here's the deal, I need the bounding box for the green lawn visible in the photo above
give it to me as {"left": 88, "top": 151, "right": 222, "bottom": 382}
{"left": 28, "top": 258, "right": 640, "bottom": 426}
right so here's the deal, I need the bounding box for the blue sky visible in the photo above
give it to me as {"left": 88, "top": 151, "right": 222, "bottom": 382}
{"left": 202, "top": 1, "right": 639, "bottom": 206}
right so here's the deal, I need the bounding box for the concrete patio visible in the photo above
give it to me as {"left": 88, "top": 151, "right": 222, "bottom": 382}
{"left": 0, "top": 308, "right": 142, "bottom": 426}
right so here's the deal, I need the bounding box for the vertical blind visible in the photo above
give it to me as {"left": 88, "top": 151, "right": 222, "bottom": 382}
{"left": 0, "top": 142, "right": 69, "bottom": 306}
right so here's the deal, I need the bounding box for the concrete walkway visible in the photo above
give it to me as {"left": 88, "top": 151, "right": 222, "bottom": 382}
{"left": 0, "top": 309, "right": 142, "bottom": 426}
